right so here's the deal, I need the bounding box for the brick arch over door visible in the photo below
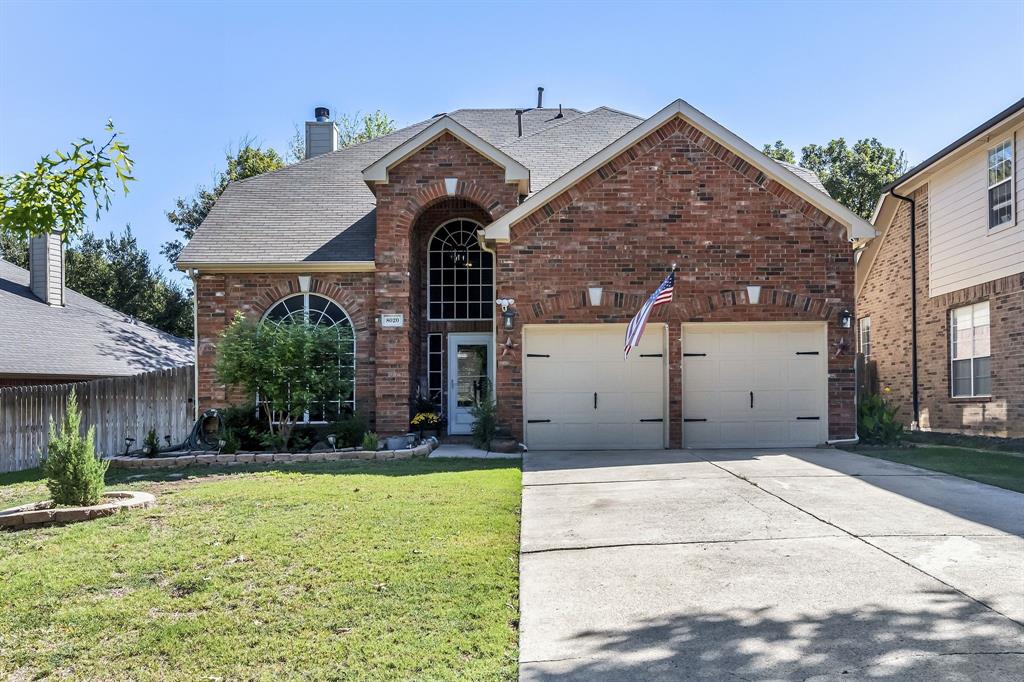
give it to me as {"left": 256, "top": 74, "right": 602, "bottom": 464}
{"left": 394, "top": 179, "right": 511, "bottom": 234}
{"left": 254, "top": 279, "right": 371, "bottom": 335}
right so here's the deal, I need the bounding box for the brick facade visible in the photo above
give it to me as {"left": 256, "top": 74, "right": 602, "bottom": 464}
{"left": 194, "top": 120, "right": 859, "bottom": 445}
{"left": 494, "top": 117, "right": 856, "bottom": 445}
{"left": 857, "top": 185, "right": 1024, "bottom": 437}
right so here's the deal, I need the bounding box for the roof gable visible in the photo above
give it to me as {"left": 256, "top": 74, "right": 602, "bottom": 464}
{"left": 484, "top": 99, "right": 875, "bottom": 242}
{"left": 362, "top": 116, "right": 531, "bottom": 193}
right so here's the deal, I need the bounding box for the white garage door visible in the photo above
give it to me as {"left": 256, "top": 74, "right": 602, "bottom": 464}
{"left": 682, "top": 322, "right": 828, "bottom": 448}
{"left": 523, "top": 324, "right": 666, "bottom": 450}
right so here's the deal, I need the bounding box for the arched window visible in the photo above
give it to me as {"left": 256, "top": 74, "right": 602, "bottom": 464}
{"left": 262, "top": 293, "right": 355, "bottom": 421}
{"left": 428, "top": 218, "right": 494, "bottom": 320}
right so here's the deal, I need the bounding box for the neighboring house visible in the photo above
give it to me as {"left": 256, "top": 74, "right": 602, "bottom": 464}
{"left": 178, "top": 94, "right": 873, "bottom": 450}
{"left": 0, "top": 234, "right": 193, "bottom": 387}
{"left": 857, "top": 98, "right": 1024, "bottom": 438}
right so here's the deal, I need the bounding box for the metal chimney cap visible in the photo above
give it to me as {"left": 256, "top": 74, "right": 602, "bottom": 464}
{"left": 314, "top": 106, "right": 330, "bottom": 122}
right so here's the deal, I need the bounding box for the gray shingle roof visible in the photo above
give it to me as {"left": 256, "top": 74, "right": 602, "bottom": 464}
{"left": 177, "top": 107, "right": 648, "bottom": 265}
{"left": 0, "top": 259, "right": 193, "bottom": 378}
{"left": 778, "top": 161, "right": 830, "bottom": 196}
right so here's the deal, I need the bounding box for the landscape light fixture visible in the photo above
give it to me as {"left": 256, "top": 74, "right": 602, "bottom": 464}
{"left": 123, "top": 437, "right": 135, "bottom": 456}
{"left": 327, "top": 434, "right": 337, "bottom": 451}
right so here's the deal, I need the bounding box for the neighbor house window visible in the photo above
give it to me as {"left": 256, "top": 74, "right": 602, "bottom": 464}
{"left": 987, "top": 139, "right": 1014, "bottom": 228}
{"left": 859, "top": 317, "right": 871, "bottom": 358}
{"left": 950, "top": 302, "right": 990, "bottom": 398}
{"left": 428, "top": 219, "right": 494, "bottom": 320}
{"left": 262, "top": 293, "right": 356, "bottom": 421}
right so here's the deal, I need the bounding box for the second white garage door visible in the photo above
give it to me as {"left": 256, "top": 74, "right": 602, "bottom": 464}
{"left": 682, "top": 322, "right": 828, "bottom": 448}
{"left": 523, "top": 324, "right": 667, "bottom": 450}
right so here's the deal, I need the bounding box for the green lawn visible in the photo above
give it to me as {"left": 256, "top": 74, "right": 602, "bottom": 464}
{"left": 0, "top": 459, "right": 521, "bottom": 681}
{"left": 853, "top": 446, "right": 1024, "bottom": 493}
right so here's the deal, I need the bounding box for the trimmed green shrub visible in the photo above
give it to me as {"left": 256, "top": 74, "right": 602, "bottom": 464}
{"left": 289, "top": 426, "right": 318, "bottom": 453}
{"left": 470, "top": 382, "right": 498, "bottom": 451}
{"left": 858, "top": 391, "right": 904, "bottom": 445}
{"left": 330, "top": 412, "right": 369, "bottom": 448}
{"left": 143, "top": 428, "right": 160, "bottom": 456}
{"left": 43, "top": 389, "right": 108, "bottom": 506}
{"left": 220, "top": 403, "right": 268, "bottom": 451}
{"left": 361, "top": 431, "right": 380, "bottom": 451}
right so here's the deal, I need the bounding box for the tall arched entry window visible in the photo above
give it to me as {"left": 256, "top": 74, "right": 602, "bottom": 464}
{"left": 428, "top": 218, "right": 494, "bottom": 320}
{"left": 262, "top": 293, "right": 355, "bottom": 422}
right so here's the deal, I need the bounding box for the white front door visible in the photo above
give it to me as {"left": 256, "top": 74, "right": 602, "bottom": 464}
{"left": 681, "top": 322, "right": 828, "bottom": 448}
{"left": 447, "top": 334, "right": 493, "bottom": 435}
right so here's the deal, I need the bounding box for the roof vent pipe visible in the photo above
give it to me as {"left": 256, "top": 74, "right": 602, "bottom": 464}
{"left": 314, "top": 106, "right": 330, "bottom": 122}
{"left": 555, "top": 104, "right": 563, "bottom": 119}
{"left": 537, "top": 86, "right": 544, "bottom": 108}
{"left": 515, "top": 109, "right": 524, "bottom": 137}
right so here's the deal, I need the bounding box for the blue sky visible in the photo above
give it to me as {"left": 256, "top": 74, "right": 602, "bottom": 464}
{"left": 2, "top": 0, "right": 1022, "bottom": 280}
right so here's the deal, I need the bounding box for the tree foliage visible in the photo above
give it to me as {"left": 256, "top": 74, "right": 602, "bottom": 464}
{"left": 67, "top": 227, "right": 193, "bottom": 338}
{"left": 762, "top": 138, "right": 907, "bottom": 219}
{"left": 214, "top": 312, "right": 352, "bottom": 448}
{"left": 287, "top": 110, "right": 397, "bottom": 162}
{"left": 0, "top": 231, "right": 29, "bottom": 268}
{"left": 0, "top": 121, "right": 134, "bottom": 241}
{"left": 161, "top": 142, "right": 285, "bottom": 264}
{"left": 43, "top": 389, "right": 108, "bottom": 506}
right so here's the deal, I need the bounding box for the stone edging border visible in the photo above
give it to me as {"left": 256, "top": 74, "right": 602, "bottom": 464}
{"left": 0, "top": 491, "right": 156, "bottom": 530}
{"left": 106, "top": 441, "right": 438, "bottom": 471}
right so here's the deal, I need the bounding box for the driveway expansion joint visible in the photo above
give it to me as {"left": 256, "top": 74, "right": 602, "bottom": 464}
{"left": 521, "top": 534, "right": 844, "bottom": 555}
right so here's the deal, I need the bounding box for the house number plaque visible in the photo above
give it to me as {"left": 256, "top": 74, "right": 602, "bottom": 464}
{"left": 381, "top": 313, "right": 405, "bottom": 328}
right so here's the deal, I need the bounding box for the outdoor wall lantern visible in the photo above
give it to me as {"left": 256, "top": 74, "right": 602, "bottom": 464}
{"left": 838, "top": 308, "right": 853, "bottom": 329}
{"left": 496, "top": 298, "right": 517, "bottom": 330}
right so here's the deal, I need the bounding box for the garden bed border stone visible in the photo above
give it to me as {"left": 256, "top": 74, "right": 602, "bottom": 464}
{"left": 1, "top": 491, "right": 156, "bottom": 529}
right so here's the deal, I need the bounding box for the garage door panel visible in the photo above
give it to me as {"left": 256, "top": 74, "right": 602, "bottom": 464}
{"left": 683, "top": 323, "right": 827, "bottom": 448}
{"left": 524, "top": 325, "right": 666, "bottom": 450}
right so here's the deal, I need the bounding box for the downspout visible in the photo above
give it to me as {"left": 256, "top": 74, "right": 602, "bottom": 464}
{"left": 888, "top": 188, "right": 920, "bottom": 429}
{"left": 188, "top": 268, "right": 200, "bottom": 422}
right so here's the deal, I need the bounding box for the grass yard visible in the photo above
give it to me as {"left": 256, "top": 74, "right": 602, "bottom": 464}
{"left": 853, "top": 446, "right": 1024, "bottom": 493}
{"left": 0, "top": 459, "right": 521, "bottom": 681}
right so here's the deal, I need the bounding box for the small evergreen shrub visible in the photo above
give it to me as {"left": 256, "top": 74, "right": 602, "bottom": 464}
{"left": 361, "top": 431, "right": 380, "bottom": 451}
{"left": 220, "top": 429, "right": 240, "bottom": 454}
{"left": 43, "top": 389, "right": 108, "bottom": 506}
{"left": 858, "top": 390, "right": 904, "bottom": 445}
{"left": 220, "top": 403, "right": 268, "bottom": 451}
{"left": 470, "top": 382, "right": 498, "bottom": 451}
{"left": 143, "top": 428, "right": 160, "bottom": 456}
{"left": 289, "top": 426, "right": 319, "bottom": 453}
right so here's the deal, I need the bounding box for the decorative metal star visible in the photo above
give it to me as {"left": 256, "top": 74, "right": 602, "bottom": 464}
{"left": 501, "top": 334, "right": 519, "bottom": 361}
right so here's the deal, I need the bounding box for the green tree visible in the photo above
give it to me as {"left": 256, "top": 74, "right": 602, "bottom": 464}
{"left": 161, "top": 142, "right": 284, "bottom": 264}
{"left": 43, "top": 389, "right": 108, "bottom": 506}
{"left": 286, "top": 110, "right": 397, "bottom": 162}
{"left": 215, "top": 312, "right": 352, "bottom": 448}
{"left": 0, "top": 121, "right": 134, "bottom": 242}
{"left": 800, "top": 138, "right": 907, "bottom": 219}
{"left": 761, "top": 140, "right": 796, "bottom": 164}
{"left": 0, "top": 232, "right": 28, "bottom": 268}
{"left": 762, "top": 137, "right": 906, "bottom": 219}
{"left": 67, "top": 227, "right": 193, "bottom": 338}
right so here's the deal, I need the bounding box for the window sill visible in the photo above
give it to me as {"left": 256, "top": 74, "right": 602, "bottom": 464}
{"left": 949, "top": 395, "right": 993, "bottom": 403}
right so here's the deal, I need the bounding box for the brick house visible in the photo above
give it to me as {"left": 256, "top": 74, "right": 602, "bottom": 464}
{"left": 857, "top": 98, "right": 1024, "bottom": 438}
{"left": 178, "top": 96, "right": 873, "bottom": 449}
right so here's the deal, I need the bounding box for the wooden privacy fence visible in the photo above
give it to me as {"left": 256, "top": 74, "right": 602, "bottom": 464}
{"left": 0, "top": 366, "right": 195, "bottom": 473}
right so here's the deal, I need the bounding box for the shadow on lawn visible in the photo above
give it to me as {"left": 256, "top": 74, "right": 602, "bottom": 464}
{"left": 523, "top": 591, "right": 1024, "bottom": 680}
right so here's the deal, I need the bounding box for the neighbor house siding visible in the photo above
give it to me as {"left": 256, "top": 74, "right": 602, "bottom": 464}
{"left": 928, "top": 121, "right": 1024, "bottom": 296}
{"left": 858, "top": 184, "right": 1024, "bottom": 437}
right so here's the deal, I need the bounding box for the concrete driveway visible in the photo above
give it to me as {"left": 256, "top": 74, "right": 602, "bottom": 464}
{"left": 519, "top": 448, "right": 1024, "bottom": 681}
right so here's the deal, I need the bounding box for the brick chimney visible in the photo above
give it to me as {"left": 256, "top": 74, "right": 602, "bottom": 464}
{"left": 305, "top": 106, "right": 340, "bottom": 159}
{"left": 29, "top": 231, "right": 65, "bottom": 306}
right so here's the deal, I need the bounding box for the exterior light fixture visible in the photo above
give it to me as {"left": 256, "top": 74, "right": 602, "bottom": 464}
{"left": 123, "top": 437, "right": 135, "bottom": 456}
{"left": 587, "top": 287, "right": 604, "bottom": 306}
{"left": 217, "top": 439, "right": 227, "bottom": 454}
{"left": 746, "top": 285, "right": 762, "bottom": 305}
{"left": 839, "top": 308, "right": 853, "bottom": 329}
{"left": 327, "top": 434, "right": 337, "bottom": 451}
{"left": 496, "top": 298, "right": 517, "bottom": 331}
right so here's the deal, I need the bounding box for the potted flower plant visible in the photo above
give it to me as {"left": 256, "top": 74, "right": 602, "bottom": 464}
{"left": 410, "top": 411, "right": 441, "bottom": 441}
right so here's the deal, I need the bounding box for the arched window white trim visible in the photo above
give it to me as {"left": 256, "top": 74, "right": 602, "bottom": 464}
{"left": 427, "top": 218, "right": 494, "bottom": 321}
{"left": 261, "top": 293, "right": 356, "bottom": 422}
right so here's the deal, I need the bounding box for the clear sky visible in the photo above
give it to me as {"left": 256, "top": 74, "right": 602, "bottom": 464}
{"left": 2, "top": 0, "right": 1022, "bottom": 280}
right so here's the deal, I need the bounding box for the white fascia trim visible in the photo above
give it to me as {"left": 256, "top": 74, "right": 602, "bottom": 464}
{"left": 483, "top": 98, "right": 876, "bottom": 242}
{"left": 175, "top": 261, "right": 376, "bottom": 273}
{"left": 362, "top": 116, "right": 530, "bottom": 193}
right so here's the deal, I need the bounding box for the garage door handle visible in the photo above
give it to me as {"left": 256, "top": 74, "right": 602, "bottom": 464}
{"left": 750, "top": 391, "right": 754, "bottom": 409}
{"left": 594, "top": 392, "right": 598, "bottom": 409}
{"left": 528, "top": 419, "right": 551, "bottom": 423}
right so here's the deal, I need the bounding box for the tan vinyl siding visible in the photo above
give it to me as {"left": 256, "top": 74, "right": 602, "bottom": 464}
{"left": 928, "top": 121, "right": 1023, "bottom": 297}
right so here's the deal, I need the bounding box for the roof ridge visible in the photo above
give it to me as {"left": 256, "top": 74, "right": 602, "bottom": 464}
{"left": 499, "top": 106, "right": 639, "bottom": 149}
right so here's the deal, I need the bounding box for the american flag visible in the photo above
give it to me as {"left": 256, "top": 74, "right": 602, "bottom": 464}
{"left": 624, "top": 271, "right": 675, "bottom": 359}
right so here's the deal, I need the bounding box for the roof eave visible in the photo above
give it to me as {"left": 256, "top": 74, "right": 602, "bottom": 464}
{"left": 175, "top": 261, "right": 376, "bottom": 274}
